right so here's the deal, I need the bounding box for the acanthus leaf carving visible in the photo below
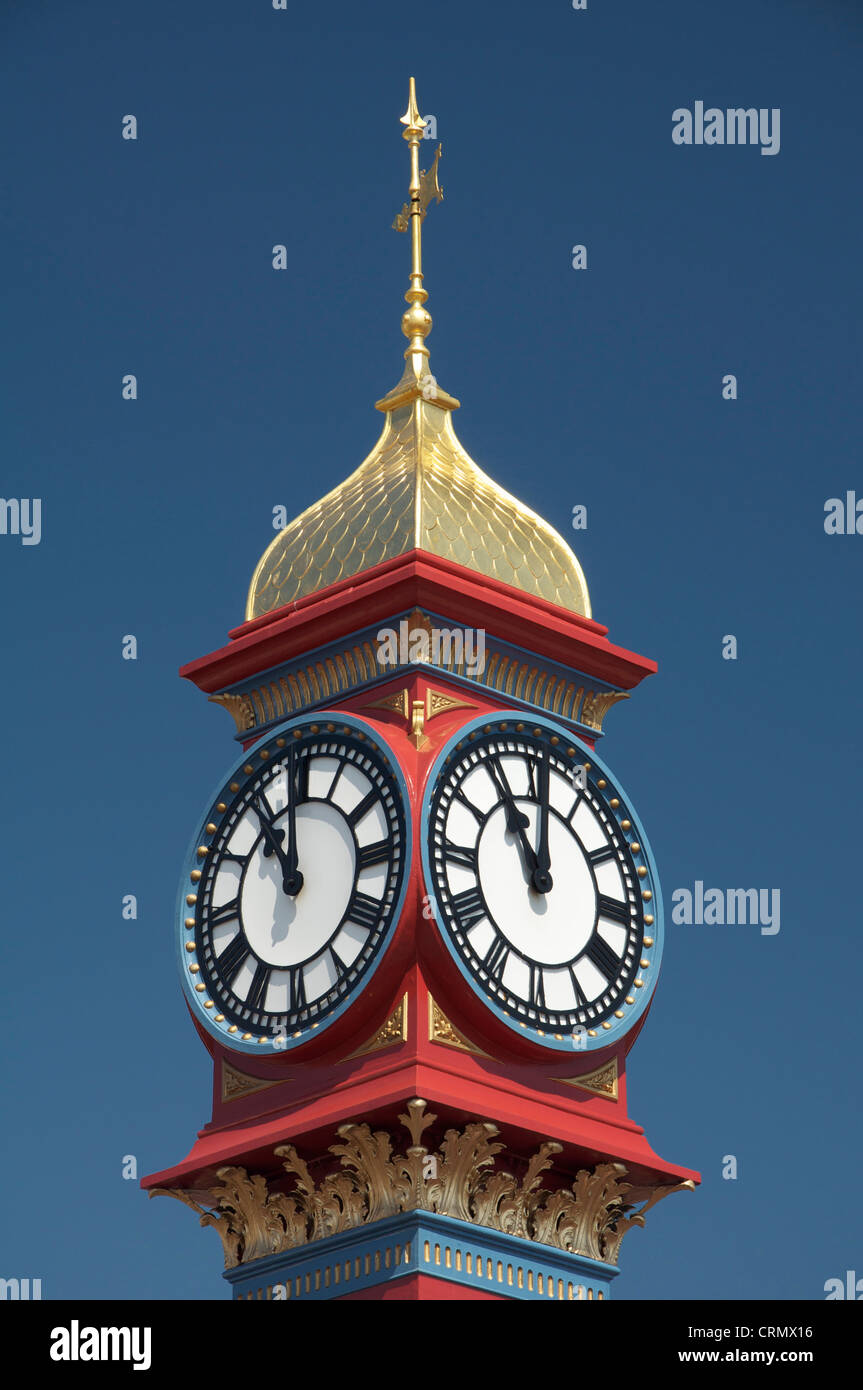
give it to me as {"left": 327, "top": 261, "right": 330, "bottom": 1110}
{"left": 152, "top": 1100, "right": 694, "bottom": 1268}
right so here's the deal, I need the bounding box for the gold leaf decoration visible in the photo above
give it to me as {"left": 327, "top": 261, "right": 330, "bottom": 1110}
{"left": 152, "top": 1101, "right": 694, "bottom": 1269}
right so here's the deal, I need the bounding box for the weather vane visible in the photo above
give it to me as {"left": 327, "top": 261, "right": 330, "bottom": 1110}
{"left": 392, "top": 77, "right": 443, "bottom": 241}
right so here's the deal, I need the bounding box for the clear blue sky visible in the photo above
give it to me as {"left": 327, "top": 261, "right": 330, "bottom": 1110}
{"left": 2, "top": 0, "right": 860, "bottom": 1300}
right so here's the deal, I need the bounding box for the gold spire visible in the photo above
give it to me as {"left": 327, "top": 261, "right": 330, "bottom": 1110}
{"left": 244, "top": 82, "right": 592, "bottom": 622}
{"left": 377, "top": 78, "right": 457, "bottom": 414}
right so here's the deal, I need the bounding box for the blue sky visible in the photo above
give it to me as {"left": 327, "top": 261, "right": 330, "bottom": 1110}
{"left": 1, "top": 0, "right": 861, "bottom": 1300}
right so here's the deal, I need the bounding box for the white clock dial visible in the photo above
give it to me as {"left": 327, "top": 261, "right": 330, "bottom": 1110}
{"left": 427, "top": 721, "right": 652, "bottom": 1035}
{"left": 183, "top": 721, "right": 406, "bottom": 1044}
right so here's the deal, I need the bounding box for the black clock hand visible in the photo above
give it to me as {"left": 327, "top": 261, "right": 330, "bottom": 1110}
{"left": 253, "top": 791, "right": 303, "bottom": 897}
{"left": 532, "top": 753, "right": 553, "bottom": 894}
{"left": 486, "top": 757, "right": 538, "bottom": 881}
{"left": 282, "top": 744, "right": 303, "bottom": 895}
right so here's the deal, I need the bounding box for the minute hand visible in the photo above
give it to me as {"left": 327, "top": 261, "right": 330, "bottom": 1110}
{"left": 532, "top": 755, "right": 553, "bottom": 894}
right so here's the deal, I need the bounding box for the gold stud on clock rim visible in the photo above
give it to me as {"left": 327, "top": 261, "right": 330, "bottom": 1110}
{"left": 190, "top": 870, "right": 202, "bottom": 882}
{"left": 186, "top": 895, "right": 197, "bottom": 906}
{"left": 642, "top": 889, "right": 652, "bottom": 900}
{"left": 644, "top": 936, "right": 654, "bottom": 948}
{"left": 637, "top": 866, "right": 648, "bottom": 878}
{"left": 185, "top": 941, "right": 195, "bottom": 951}
{"left": 621, "top": 819, "right": 631, "bottom": 831}
{"left": 644, "top": 913, "right": 654, "bottom": 926}
{"left": 205, "top": 822, "right": 217, "bottom": 834}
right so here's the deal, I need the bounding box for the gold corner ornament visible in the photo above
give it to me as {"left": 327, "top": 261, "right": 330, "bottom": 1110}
{"left": 151, "top": 1099, "right": 694, "bottom": 1269}
{"left": 427, "top": 993, "right": 489, "bottom": 1057}
{"left": 344, "top": 994, "right": 408, "bottom": 1059}
{"left": 557, "top": 1058, "right": 618, "bottom": 1100}
{"left": 221, "top": 1058, "right": 285, "bottom": 1104}
{"left": 362, "top": 680, "right": 476, "bottom": 750}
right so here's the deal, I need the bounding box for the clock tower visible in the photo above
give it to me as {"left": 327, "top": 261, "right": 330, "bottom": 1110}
{"left": 144, "top": 80, "right": 699, "bottom": 1301}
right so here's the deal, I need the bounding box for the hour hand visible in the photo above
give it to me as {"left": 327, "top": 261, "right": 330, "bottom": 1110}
{"left": 253, "top": 794, "right": 303, "bottom": 896}
{"left": 486, "top": 758, "right": 538, "bottom": 880}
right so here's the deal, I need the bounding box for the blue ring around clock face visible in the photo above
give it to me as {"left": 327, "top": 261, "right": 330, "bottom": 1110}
{"left": 421, "top": 713, "right": 664, "bottom": 1054}
{"left": 177, "top": 714, "right": 410, "bottom": 1055}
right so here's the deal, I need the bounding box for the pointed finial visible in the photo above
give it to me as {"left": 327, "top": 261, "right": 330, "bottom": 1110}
{"left": 399, "top": 76, "right": 426, "bottom": 140}
{"left": 377, "top": 79, "right": 458, "bottom": 413}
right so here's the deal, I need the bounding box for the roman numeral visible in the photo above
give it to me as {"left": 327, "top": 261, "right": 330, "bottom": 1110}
{"left": 245, "top": 962, "right": 271, "bottom": 1014}
{"left": 568, "top": 966, "right": 587, "bottom": 1008}
{"left": 217, "top": 933, "right": 250, "bottom": 984}
{"left": 325, "top": 761, "right": 344, "bottom": 801}
{"left": 293, "top": 754, "right": 310, "bottom": 804}
{"left": 584, "top": 933, "right": 622, "bottom": 982}
{"left": 348, "top": 892, "right": 382, "bottom": 931}
{"left": 357, "top": 840, "right": 390, "bottom": 870}
{"left": 597, "top": 894, "right": 630, "bottom": 926}
{"left": 209, "top": 897, "right": 240, "bottom": 929}
{"left": 453, "top": 886, "right": 486, "bottom": 930}
{"left": 347, "top": 791, "right": 378, "bottom": 827}
{"left": 528, "top": 964, "right": 546, "bottom": 1009}
{"left": 588, "top": 846, "right": 616, "bottom": 868}
{"left": 566, "top": 791, "right": 583, "bottom": 823}
{"left": 220, "top": 850, "right": 249, "bottom": 868}
{"left": 483, "top": 934, "right": 510, "bottom": 982}
{"left": 444, "top": 839, "right": 478, "bottom": 871}
{"left": 454, "top": 789, "right": 484, "bottom": 824}
{"left": 289, "top": 966, "right": 306, "bottom": 1013}
{"left": 524, "top": 755, "right": 540, "bottom": 801}
{"left": 329, "top": 943, "right": 349, "bottom": 975}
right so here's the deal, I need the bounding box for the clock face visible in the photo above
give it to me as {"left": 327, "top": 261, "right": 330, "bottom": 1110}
{"left": 180, "top": 718, "right": 408, "bottom": 1054}
{"left": 423, "top": 717, "right": 662, "bottom": 1052}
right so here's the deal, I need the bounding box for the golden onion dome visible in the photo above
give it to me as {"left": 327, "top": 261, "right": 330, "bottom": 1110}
{"left": 245, "top": 383, "right": 591, "bottom": 620}
{"left": 245, "top": 78, "right": 591, "bottom": 623}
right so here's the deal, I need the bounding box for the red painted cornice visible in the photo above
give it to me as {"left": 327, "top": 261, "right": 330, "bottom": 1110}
{"left": 180, "top": 550, "right": 657, "bottom": 694}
